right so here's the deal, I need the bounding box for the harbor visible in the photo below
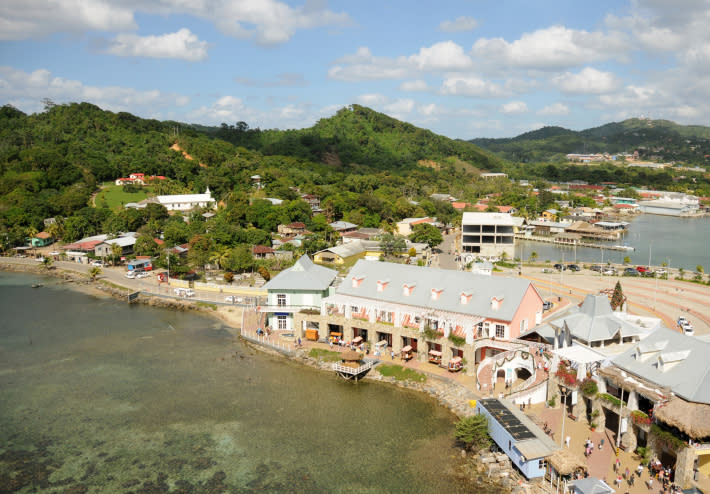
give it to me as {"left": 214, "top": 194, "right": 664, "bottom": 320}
{"left": 514, "top": 233, "right": 634, "bottom": 252}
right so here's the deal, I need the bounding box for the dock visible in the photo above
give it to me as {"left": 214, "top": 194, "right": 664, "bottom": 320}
{"left": 515, "top": 234, "right": 634, "bottom": 251}
{"left": 332, "top": 361, "right": 374, "bottom": 381}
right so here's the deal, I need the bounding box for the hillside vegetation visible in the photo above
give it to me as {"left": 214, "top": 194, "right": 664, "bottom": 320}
{"left": 471, "top": 118, "right": 710, "bottom": 164}
{"left": 0, "top": 102, "right": 514, "bottom": 252}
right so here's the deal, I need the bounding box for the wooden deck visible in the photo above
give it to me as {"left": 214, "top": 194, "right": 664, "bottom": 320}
{"left": 332, "top": 361, "right": 374, "bottom": 381}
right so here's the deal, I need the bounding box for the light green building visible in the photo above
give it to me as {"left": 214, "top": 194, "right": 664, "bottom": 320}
{"left": 261, "top": 255, "right": 337, "bottom": 332}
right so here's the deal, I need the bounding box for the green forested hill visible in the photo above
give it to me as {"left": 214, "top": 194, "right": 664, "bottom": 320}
{"left": 0, "top": 102, "right": 513, "bottom": 249}
{"left": 205, "top": 104, "right": 505, "bottom": 171}
{"left": 471, "top": 118, "right": 710, "bottom": 164}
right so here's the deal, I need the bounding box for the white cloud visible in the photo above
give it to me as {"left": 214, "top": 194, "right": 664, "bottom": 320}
{"left": 440, "top": 76, "right": 510, "bottom": 97}
{"left": 356, "top": 93, "right": 388, "bottom": 106}
{"left": 329, "top": 47, "right": 410, "bottom": 81}
{"left": 399, "top": 80, "right": 429, "bottom": 92}
{"left": 472, "top": 25, "right": 628, "bottom": 69}
{"left": 419, "top": 103, "right": 438, "bottom": 116}
{"left": 439, "top": 16, "right": 478, "bottom": 33}
{"left": 384, "top": 98, "right": 415, "bottom": 116}
{"left": 500, "top": 101, "right": 528, "bottom": 114}
{"left": 0, "top": 66, "right": 188, "bottom": 114}
{"left": 408, "top": 41, "right": 472, "bottom": 71}
{"left": 0, "top": 0, "right": 136, "bottom": 39}
{"left": 538, "top": 103, "right": 569, "bottom": 116}
{"left": 106, "top": 28, "right": 208, "bottom": 61}
{"left": 0, "top": 0, "right": 349, "bottom": 45}
{"left": 329, "top": 41, "right": 472, "bottom": 81}
{"left": 599, "top": 85, "right": 658, "bottom": 107}
{"left": 552, "top": 67, "right": 618, "bottom": 94}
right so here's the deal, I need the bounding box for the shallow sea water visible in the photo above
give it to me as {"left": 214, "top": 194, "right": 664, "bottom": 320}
{"left": 0, "top": 272, "right": 488, "bottom": 493}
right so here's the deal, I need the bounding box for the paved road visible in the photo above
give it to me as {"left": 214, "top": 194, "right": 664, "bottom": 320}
{"left": 1, "top": 257, "right": 265, "bottom": 306}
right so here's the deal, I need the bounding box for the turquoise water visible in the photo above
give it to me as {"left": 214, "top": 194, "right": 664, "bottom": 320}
{"left": 518, "top": 215, "right": 710, "bottom": 270}
{"left": 0, "top": 272, "right": 484, "bottom": 493}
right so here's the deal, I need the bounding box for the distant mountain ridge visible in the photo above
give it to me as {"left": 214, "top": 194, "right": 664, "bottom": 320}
{"left": 470, "top": 118, "right": 710, "bottom": 163}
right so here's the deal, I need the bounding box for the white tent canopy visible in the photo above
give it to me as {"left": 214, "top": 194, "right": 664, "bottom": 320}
{"left": 553, "top": 344, "right": 609, "bottom": 377}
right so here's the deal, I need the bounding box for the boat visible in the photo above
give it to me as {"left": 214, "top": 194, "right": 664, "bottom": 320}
{"left": 31, "top": 283, "right": 43, "bottom": 288}
{"left": 614, "top": 245, "right": 635, "bottom": 251}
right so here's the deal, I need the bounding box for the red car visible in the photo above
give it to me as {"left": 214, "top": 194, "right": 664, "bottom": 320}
{"left": 636, "top": 266, "right": 648, "bottom": 273}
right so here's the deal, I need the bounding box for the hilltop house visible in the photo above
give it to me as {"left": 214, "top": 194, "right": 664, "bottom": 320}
{"left": 294, "top": 260, "right": 543, "bottom": 373}
{"left": 260, "top": 255, "right": 337, "bottom": 332}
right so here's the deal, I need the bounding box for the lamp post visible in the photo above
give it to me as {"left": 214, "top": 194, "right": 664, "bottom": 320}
{"left": 559, "top": 385, "right": 569, "bottom": 448}
{"left": 616, "top": 387, "right": 625, "bottom": 449}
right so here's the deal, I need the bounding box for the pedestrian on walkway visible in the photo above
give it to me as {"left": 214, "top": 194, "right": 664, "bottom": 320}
{"left": 565, "top": 436, "right": 570, "bottom": 448}
{"left": 390, "top": 350, "right": 395, "bottom": 360}
{"left": 600, "top": 438, "right": 604, "bottom": 450}
{"left": 615, "top": 457, "right": 621, "bottom": 472}
{"left": 625, "top": 467, "right": 630, "bottom": 479}
{"left": 629, "top": 473, "right": 635, "bottom": 486}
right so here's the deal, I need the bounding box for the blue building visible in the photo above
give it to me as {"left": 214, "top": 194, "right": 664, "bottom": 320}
{"left": 476, "top": 398, "right": 559, "bottom": 479}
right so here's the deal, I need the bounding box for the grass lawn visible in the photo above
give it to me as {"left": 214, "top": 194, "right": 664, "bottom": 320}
{"left": 96, "top": 185, "right": 153, "bottom": 210}
{"left": 376, "top": 364, "right": 427, "bottom": 382}
{"left": 308, "top": 348, "right": 343, "bottom": 362}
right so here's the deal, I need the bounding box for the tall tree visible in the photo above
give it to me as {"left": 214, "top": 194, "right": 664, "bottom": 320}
{"left": 610, "top": 281, "right": 625, "bottom": 311}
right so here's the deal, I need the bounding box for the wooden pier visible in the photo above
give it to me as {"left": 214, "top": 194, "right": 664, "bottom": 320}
{"left": 332, "top": 361, "right": 374, "bottom": 381}
{"left": 515, "top": 234, "right": 634, "bottom": 251}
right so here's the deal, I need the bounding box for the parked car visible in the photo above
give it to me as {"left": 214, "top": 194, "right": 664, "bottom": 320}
{"left": 543, "top": 301, "right": 553, "bottom": 311}
{"left": 656, "top": 268, "right": 668, "bottom": 275}
{"left": 642, "top": 270, "right": 656, "bottom": 277}
{"left": 91, "top": 260, "right": 103, "bottom": 267}
{"left": 542, "top": 267, "right": 554, "bottom": 273}
{"left": 225, "top": 295, "right": 244, "bottom": 304}
{"left": 602, "top": 268, "right": 616, "bottom": 276}
{"left": 35, "top": 257, "right": 46, "bottom": 262}
{"left": 624, "top": 267, "right": 639, "bottom": 276}
{"left": 174, "top": 288, "right": 195, "bottom": 297}
{"left": 589, "top": 265, "right": 602, "bottom": 272}
{"left": 135, "top": 272, "right": 149, "bottom": 279}
{"left": 567, "top": 264, "right": 581, "bottom": 271}
{"left": 125, "top": 271, "right": 136, "bottom": 279}
{"left": 636, "top": 266, "right": 648, "bottom": 273}
{"left": 554, "top": 263, "right": 566, "bottom": 271}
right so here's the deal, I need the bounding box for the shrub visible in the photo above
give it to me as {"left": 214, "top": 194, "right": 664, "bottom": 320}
{"left": 548, "top": 394, "right": 557, "bottom": 407}
{"left": 454, "top": 415, "right": 491, "bottom": 450}
{"left": 423, "top": 326, "right": 442, "bottom": 340}
{"left": 257, "top": 266, "right": 271, "bottom": 281}
{"left": 448, "top": 334, "right": 466, "bottom": 346}
{"left": 631, "top": 410, "right": 652, "bottom": 425}
{"left": 651, "top": 424, "right": 687, "bottom": 450}
{"left": 598, "top": 393, "right": 624, "bottom": 407}
{"left": 580, "top": 378, "right": 598, "bottom": 396}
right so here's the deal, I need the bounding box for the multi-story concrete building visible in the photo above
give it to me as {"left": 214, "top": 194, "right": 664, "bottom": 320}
{"left": 294, "top": 259, "right": 543, "bottom": 374}
{"left": 261, "top": 255, "right": 337, "bottom": 331}
{"left": 461, "top": 212, "right": 516, "bottom": 259}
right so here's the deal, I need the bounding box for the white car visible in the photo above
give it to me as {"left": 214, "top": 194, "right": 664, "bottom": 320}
{"left": 91, "top": 260, "right": 103, "bottom": 267}
{"left": 174, "top": 288, "right": 195, "bottom": 297}
{"left": 125, "top": 271, "right": 136, "bottom": 279}
{"left": 135, "top": 272, "right": 149, "bottom": 279}
{"left": 602, "top": 268, "right": 616, "bottom": 276}
{"left": 224, "top": 295, "right": 243, "bottom": 303}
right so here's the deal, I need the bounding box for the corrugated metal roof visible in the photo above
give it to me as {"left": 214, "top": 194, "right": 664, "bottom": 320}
{"left": 335, "top": 260, "right": 537, "bottom": 322}
{"left": 613, "top": 327, "right": 710, "bottom": 404}
{"left": 263, "top": 255, "right": 337, "bottom": 291}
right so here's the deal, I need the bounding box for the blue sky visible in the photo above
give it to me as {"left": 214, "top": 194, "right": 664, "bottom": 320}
{"left": 1, "top": 0, "right": 709, "bottom": 138}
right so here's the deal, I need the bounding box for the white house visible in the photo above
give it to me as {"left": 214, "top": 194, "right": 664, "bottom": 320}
{"left": 156, "top": 187, "right": 217, "bottom": 212}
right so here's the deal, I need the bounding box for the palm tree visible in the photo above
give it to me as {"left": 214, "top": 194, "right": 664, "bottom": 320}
{"left": 529, "top": 251, "right": 538, "bottom": 263}
{"left": 111, "top": 243, "right": 123, "bottom": 266}
{"left": 42, "top": 257, "right": 53, "bottom": 270}
{"left": 678, "top": 267, "right": 685, "bottom": 280}
{"left": 88, "top": 267, "right": 102, "bottom": 281}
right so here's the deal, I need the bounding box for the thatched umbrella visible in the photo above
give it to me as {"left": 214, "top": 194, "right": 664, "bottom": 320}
{"left": 340, "top": 350, "right": 362, "bottom": 362}
{"left": 654, "top": 398, "right": 710, "bottom": 439}
{"left": 548, "top": 448, "right": 588, "bottom": 476}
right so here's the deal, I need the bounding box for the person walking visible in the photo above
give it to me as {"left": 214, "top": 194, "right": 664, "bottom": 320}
{"left": 390, "top": 350, "right": 395, "bottom": 360}
{"left": 565, "top": 436, "right": 570, "bottom": 448}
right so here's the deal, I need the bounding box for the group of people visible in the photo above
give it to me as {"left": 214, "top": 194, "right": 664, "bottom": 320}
{"left": 328, "top": 336, "right": 367, "bottom": 354}
{"left": 584, "top": 437, "right": 597, "bottom": 458}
